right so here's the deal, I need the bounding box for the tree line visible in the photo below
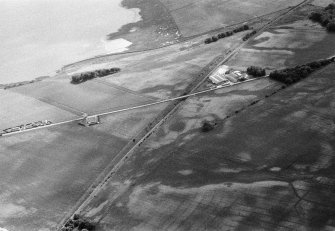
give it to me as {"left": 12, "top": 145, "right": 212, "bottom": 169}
{"left": 309, "top": 3, "right": 335, "bottom": 32}
{"left": 204, "top": 25, "right": 250, "bottom": 44}
{"left": 247, "top": 66, "right": 266, "bottom": 77}
{"left": 242, "top": 30, "right": 257, "bottom": 41}
{"left": 61, "top": 214, "right": 95, "bottom": 231}
{"left": 269, "top": 58, "right": 334, "bottom": 85}
{"left": 71, "top": 68, "right": 121, "bottom": 84}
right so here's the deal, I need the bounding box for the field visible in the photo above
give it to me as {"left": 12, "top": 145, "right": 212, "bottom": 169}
{"left": 0, "top": 28, "right": 252, "bottom": 231}
{"left": 104, "top": 0, "right": 304, "bottom": 52}
{"left": 160, "top": 0, "right": 304, "bottom": 37}
{"left": 0, "top": 90, "right": 77, "bottom": 130}
{"left": 0, "top": 99, "right": 171, "bottom": 231}
{"left": 0, "top": 11, "right": 254, "bottom": 231}
{"left": 8, "top": 75, "right": 154, "bottom": 115}
{"left": 78, "top": 62, "right": 335, "bottom": 230}
{"left": 2, "top": 1, "right": 334, "bottom": 230}
{"left": 65, "top": 30, "right": 249, "bottom": 99}
{"left": 227, "top": 2, "right": 335, "bottom": 71}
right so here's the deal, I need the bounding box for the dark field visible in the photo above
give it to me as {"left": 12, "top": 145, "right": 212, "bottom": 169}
{"left": 79, "top": 64, "right": 335, "bottom": 230}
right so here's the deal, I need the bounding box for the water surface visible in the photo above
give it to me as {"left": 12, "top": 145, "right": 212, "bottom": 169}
{"left": 0, "top": 0, "right": 140, "bottom": 84}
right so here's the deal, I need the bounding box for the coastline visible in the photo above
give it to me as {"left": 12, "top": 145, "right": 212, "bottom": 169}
{"left": 0, "top": 76, "right": 50, "bottom": 90}
{"left": 0, "top": 0, "right": 141, "bottom": 87}
{"left": 107, "top": 0, "right": 180, "bottom": 51}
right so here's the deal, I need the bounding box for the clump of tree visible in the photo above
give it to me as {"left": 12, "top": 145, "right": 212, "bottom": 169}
{"left": 61, "top": 214, "right": 95, "bottom": 231}
{"left": 269, "top": 58, "right": 334, "bottom": 85}
{"left": 201, "top": 120, "right": 216, "bottom": 132}
{"left": 71, "top": 67, "right": 120, "bottom": 84}
{"left": 242, "top": 30, "right": 257, "bottom": 41}
{"left": 247, "top": 66, "right": 266, "bottom": 77}
{"left": 309, "top": 4, "right": 335, "bottom": 32}
{"left": 204, "top": 25, "right": 250, "bottom": 44}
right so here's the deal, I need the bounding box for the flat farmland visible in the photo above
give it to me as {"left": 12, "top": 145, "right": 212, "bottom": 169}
{"left": 65, "top": 31, "right": 249, "bottom": 99}
{"left": 160, "top": 0, "right": 304, "bottom": 37}
{"left": 0, "top": 90, "right": 77, "bottom": 130}
{"left": 78, "top": 64, "right": 335, "bottom": 230}
{"left": 0, "top": 98, "right": 172, "bottom": 231}
{"left": 8, "top": 76, "right": 153, "bottom": 115}
{"left": 0, "top": 122, "right": 127, "bottom": 231}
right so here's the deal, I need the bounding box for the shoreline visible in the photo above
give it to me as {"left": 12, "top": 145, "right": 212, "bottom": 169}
{"left": 0, "top": 0, "right": 141, "bottom": 88}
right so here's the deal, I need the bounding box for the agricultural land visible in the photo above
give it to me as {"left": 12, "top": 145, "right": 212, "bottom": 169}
{"left": 0, "top": 0, "right": 335, "bottom": 231}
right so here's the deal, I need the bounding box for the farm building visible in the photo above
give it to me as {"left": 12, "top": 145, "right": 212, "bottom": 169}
{"left": 209, "top": 65, "right": 230, "bottom": 84}
{"left": 79, "top": 115, "right": 100, "bottom": 127}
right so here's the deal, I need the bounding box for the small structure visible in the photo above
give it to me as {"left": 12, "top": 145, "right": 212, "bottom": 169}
{"left": 233, "top": 71, "right": 242, "bottom": 77}
{"left": 79, "top": 115, "right": 100, "bottom": 127}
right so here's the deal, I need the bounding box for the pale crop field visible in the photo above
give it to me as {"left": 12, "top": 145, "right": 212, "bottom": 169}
{"left": 9, "top": 76, "right": 152, "bottom": 115}
{"left": 0, "top": 89, "right": 77, "bottom": 130}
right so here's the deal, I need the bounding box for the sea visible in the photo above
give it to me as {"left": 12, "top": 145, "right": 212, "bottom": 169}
{"left": 0, "top": 0, "right": 140, "bottom": 84}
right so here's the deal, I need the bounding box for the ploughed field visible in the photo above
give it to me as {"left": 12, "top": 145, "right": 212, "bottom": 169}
{"left": 78, "top": 64, "right": 335, "bottom": 230}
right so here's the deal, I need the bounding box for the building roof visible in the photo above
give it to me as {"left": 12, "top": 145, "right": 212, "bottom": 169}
{"left": 209, "top": 65, "right": 230, "bottom": 84}
{"left": 209, "top": 75, "right": 227, "bottom": 84}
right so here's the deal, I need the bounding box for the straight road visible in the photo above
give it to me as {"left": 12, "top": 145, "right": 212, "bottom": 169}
{"left": 0, "top": 76, "right": 268, "bottom": 137}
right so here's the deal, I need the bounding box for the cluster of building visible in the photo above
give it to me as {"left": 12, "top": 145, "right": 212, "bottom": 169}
{"left": 209, "top": 65, "right": 248, "bottom": 85}
{"left": 0, "top": 120, "right": 52, "bottom": 136}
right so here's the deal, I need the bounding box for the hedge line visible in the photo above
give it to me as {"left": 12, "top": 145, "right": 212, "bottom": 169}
{"left": 71, "top": 68, "right": 120, "bottom": 84}
{"left": 204, "top": 25, "right": 250, "bottom": 44}
{"left": 247, "top": 66, "right": 266, "bottom": 77}
{"left": 242, "top": 30, "right": 257, "bottom": 41}
{"left": 269, "top": 58, "right": 335, "bottom": 85}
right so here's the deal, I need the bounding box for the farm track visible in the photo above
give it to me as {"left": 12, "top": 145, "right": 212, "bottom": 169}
{"left": 37, "top": 97, "right": 85, "bottom": 116}
{"left": 56, "top": 1, "right": 311, "bottom": 229}
{"left": 92, "top": 77, "right": 160, "bottom": 101}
